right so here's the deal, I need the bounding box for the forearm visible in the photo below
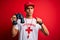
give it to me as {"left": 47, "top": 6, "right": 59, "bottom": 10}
{"left": 12, "top": 25, "right": 18, "bottom": 37}
{"left": 41, "top": 24, "right": 49, "bottom": 36}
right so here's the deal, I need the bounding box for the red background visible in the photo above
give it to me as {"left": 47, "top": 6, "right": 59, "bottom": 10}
{"left": 0, "top": 0, "right": 60, "bottom": 40}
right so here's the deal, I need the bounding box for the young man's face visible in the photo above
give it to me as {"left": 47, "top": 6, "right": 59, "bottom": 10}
{"left": 25, "top": 6, "right": 34, "bottom": 16}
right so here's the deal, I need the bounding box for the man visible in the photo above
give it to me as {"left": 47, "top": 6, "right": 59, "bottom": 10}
{"left": 11, "top": 2, "right": 49, "bottom": 40}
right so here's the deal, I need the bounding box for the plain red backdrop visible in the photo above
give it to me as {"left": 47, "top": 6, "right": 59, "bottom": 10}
{"left": 0, "top": 0, "right": 60, "bottom": 40}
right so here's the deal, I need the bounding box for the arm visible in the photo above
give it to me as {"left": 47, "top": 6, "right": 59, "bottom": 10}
{"left": 40, "top": 24, "right": 49, "bottom": 36}
{"left": 11, "top": 13, "right": 24, "bottom": 37}
{"left": 12, "top": 25, "right": 19, "bottom": 37}
{"left": 36, "top": 17, "right": 49, "bottom": 36}
{"left": 11, "top": 15, "right": 19, "bottom": 37}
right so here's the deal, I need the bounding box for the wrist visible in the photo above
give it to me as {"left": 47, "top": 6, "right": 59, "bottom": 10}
{"left": 12, "top": 21, "right": 17, "bottom": 25}
{"left": 38, "top": 22, "right": 43, "bottom": 25}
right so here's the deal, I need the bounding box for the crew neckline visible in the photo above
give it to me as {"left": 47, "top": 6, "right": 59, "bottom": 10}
{"left": 24, "top": 17, "right": 34, "bottom": 19}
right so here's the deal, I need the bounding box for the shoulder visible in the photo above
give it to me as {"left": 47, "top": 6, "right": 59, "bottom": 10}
{"left": 33, "top": 18, "right": 36, "bottom": 21}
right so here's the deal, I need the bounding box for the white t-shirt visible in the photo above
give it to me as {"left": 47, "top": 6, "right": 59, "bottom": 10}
{"left": 14, "top": 18, "right": 42, "bottom": 40}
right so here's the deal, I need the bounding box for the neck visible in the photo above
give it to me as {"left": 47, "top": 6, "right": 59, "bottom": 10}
{"left": 26, "top": 15, "right": 33, "bottom": 19}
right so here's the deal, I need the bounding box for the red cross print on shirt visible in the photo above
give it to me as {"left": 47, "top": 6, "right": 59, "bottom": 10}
{"left": 25, "top": 24, "right": 33, "bottom": 38}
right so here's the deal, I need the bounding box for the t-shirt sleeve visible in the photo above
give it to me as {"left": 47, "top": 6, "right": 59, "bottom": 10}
{"left": 36, "top": 24, "right": 42, "bottom": 29}
{"left": 34, "top": 18, "right": 42, "bottom": 29}
{"left": 14, "top": 24, "right": 20, "bottom": 30}
{"left": 14, "top": 19, "right": 21, "bottom": 30}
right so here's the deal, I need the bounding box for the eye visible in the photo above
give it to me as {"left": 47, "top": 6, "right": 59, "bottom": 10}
{"left": 31, "top": 8, "right": 33, "bottom": 9}
{"left": 27, "top": 8, "right": 28, "bottom": 9}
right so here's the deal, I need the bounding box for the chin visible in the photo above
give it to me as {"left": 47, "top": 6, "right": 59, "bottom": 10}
{"left": 29, "top": 14, "right": 32, "bottom": 16}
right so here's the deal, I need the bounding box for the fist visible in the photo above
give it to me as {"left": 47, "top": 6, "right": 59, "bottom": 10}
{"left": 11, "top": 15, "right": 17, "bottom": 22}
{"left": 36, "top": 17, "right": 43, "bottom": 24}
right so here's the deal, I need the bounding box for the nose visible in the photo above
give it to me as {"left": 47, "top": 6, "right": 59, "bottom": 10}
{"left": 29, "top": 8, "right": 31, "bottom": 12}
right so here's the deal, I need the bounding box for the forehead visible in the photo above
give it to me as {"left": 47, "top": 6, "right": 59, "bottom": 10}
{"left": 27, "top": 6, "right": 34, "bottom": 8}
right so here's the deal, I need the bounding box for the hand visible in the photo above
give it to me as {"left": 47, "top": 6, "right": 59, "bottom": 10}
{"left": 36, "top": 17, "right": 43, "bottom": 25}
{"left": 11, "top": 15, "right": 17, "bottom": 22}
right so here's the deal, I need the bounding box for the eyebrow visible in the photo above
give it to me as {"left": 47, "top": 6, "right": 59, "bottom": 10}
{"left": 27, "top": 7, "right": 33, "bottom": 9}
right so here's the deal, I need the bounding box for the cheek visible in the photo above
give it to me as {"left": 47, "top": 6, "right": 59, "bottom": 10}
{"left": 31, "top": 9, "right": 34, "bottom": 13}
{"left": 26, "top": 10, "right": 29, "bottom": 12}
